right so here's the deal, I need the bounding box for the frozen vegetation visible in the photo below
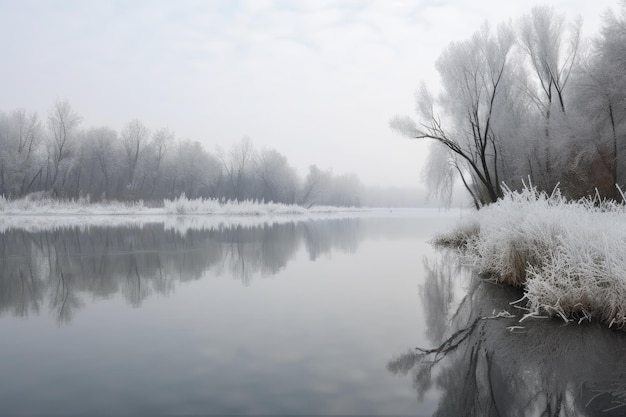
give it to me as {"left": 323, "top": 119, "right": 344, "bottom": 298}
{"left": 392, "top": 3, "right": 626, "bottom": 208}
{"left": 434, "top": 185, "right": 626, "bottom": 329}
{"left": 0, "top": 194, "right": 360, "bottom": 216}
{"left": 161, "top": 194, "right": 359, "bottom": 215}
{"left": 0, "top": 194, "right": 366, "bottom": 233}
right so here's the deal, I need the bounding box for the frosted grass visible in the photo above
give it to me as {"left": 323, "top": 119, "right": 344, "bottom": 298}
{"left": 0, "top": 194, "right": 361, "bottom": 216}
{"left": 435, "top": 185, "right": 626, "bottom": 329}
{"left": 161, "top": 195, "right": 356, "bottom": 215}
{"left": 0, "top": 195, "right": 366, "bottom": 233}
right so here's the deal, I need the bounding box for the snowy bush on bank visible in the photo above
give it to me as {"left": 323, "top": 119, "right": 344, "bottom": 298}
{"left": 435, "top": 185, "right": 626, "bottom": 329}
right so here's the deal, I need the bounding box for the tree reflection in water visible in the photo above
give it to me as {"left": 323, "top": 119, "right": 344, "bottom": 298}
{"left": 0, "top": 218, "right": 362, "bottom": 323}
{"left": 389, "top": 250, "right": 626, "bottom": 416}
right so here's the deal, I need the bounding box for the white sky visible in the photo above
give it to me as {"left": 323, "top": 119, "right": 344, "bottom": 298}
{"left": 0, "top": 0, "right": 618, "bottom": 187}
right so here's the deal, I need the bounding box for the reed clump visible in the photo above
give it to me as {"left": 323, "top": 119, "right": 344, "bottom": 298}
{"left": 437, "top": 184, "right": 626, "bottom": 329}
{"left": 431, "top": 222, "right": 479, "bottom": 249}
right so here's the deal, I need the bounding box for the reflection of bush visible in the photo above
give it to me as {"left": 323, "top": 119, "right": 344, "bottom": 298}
{"left": 0, "top": 218, "right": 363, "bottom": 323}
{"left": 389, "top": 252, "right": 626, "bottom": 416}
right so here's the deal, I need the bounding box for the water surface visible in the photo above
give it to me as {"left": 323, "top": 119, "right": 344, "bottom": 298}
{"left": 5, "top": 209, "right": 626, "bottom": 415}
{"left": 0, "top": 210, "right": 457, "bottom": 415}
{"left": 389, "top": 249, "right": 626, "bottom": 416}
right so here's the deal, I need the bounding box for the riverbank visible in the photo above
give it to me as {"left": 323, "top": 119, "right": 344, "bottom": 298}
{"left": 434, "top": 186, "right": 626, "bottom": 329}
{"left": 0, "top": 194, "right": 375, "bottom": 233}
{"left": 0, "top": 194, "right": 359, "bottom": 216}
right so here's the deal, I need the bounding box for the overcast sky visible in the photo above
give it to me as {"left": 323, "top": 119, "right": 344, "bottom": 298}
{"left": 0, "top": 0, "right": 618, "bottom": 188}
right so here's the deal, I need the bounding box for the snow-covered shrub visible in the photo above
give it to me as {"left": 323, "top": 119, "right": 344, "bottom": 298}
{"left": 438, "top": 184, "right": 626, "bottom": 329}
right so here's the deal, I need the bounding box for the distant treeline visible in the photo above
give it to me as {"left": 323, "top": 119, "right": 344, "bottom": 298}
{"left": 392, "top": 4, "right": 626, "bottom": 207}
{"left": 0, "top": 105, "right": 361, "bottom": 207}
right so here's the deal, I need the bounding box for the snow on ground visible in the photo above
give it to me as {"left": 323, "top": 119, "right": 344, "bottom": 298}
{"left": 436, "top": 185, "right": 626, "bottom": 329}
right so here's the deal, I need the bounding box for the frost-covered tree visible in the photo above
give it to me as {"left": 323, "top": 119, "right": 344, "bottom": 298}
{"left": 255, "top": 149, "right": 299, "bottom": 203}
{"left": 46, "top": 100, "right": 82, "bottom": 195}
{"left": 81, "top": 127, "right": 120, "bottom": 199}
{"left": 0, "top": 101, "right": 363, "bottom": 207}
{"left": 0, "top": 109, "right": 44, "bottom": 197}
{"left": 568, "top": 2, "right": 626, "bottom": 199}
{"left": 518, "top": 6, "right": 582, "bottom": 188}
{"left": 299, "top": 165, "right": 332, "bottom": 207}
{"left": 391, "top": 23, "right": 516, "bottom": 207}
{"left": 392, "top": 6, "right": 609, "bottom": 207}
{"left": 172, "top": 140, "right": 221, "bottom": 198}
{"left": 219, "top": 137, "right": 256, "bottom": 201}
{"left": 519, "top": 6, "right": 581, "bottom": 114}
{"left": 147, "top": 127, "right": 174, "bottom": 198}
{"left": 121, "top": 119, "right": 150, "bottom": 196}
{"left": 596, "top": 1, "right": 626, "bottom": 189}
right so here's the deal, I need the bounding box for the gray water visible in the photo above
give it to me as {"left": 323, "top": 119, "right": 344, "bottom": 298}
{"left": 3, "top": 210, "right": 625, "bottom": 416}
{"left": 389, "top": 247, "right": 626, "bottom": 416}
{"left": 0, "top": 210, "right": 456, "bottom": 415}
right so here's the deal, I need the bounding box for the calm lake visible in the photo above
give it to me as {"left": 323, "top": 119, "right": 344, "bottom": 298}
{"left": 1, "top": 209, "right": 626, "bottom": 415}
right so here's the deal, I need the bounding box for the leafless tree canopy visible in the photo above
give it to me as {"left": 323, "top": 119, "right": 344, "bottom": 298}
{"left": 0, "top": 102, "right": 362, "bottom": 207}
{"left": 392, "top": 4, "right": 626, "bottom": 207}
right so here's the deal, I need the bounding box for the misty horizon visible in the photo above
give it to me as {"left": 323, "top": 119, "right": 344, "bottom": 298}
{"left": 1, "top": 0, "right": 617, "bottom": 193}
